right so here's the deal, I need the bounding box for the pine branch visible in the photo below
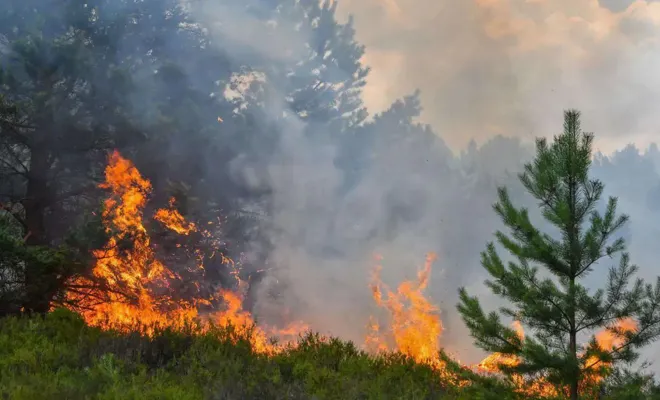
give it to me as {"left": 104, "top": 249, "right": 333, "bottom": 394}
{"left": 0, "top": 141, "right": 29, "bottom": 174}
{"left": 520, "top": 267, "right": 571, "bottom": 331}
{"left": 577, "top": 261, "right": 641, "bottom": 332}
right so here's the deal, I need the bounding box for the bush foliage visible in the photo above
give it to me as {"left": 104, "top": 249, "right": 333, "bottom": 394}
{"left": 0, "top": 308, "right": 529, "bottom": 400}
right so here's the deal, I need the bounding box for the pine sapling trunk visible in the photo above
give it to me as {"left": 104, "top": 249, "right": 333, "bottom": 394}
{"left": 569, "top": 278, "right": 579, "bottom": 400}
{"left": 567, "top": 129, "right": 580, "bottom": 400}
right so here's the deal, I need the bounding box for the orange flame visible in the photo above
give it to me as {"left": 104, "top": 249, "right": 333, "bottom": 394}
{"left": 365, "top": 253, "right": 443, "bottom": 365}
{"left": 65, "top": 151, "right": 304, "bottom": 352}
{"left": 475, "top": 317, "right": 639, "bottom": 397}
{"left": 475, "top": 320, "right": 524, "bottom": 374}
{"left": 472, "top": 321, "right": 557, "bottom": 396}
{"left": 585, "top": 317, "right": 638, "bottom": 384}
{"left": 65, "top": 151, "right": 196, "bottom": 332}
{"left": 154, "top": 198, "right": 196, "bottom": 235}
{"left": 364, "top": 253, "right": 472, "bottom": 389}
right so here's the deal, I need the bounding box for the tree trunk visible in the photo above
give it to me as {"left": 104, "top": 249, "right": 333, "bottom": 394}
{"left": 566, "top": 122, "right": 581, "bottom": 400}
{"left": 568, "top": 275, "right": 579, "bottom": 400}
{"left": 569, "top": 327, "right": 579, "bottom": 400}
{"left": 21, "top": 144, "right": 54, "bottom": 314}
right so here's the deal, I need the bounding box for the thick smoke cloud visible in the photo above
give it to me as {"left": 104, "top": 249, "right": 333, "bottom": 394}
{"left": 337, "top": 0, "right": 660, "bottom": 151}
{"left": 182, "top": 0, "right": 660, "bottom": 368}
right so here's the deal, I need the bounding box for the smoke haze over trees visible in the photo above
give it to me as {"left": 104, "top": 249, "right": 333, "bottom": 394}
{"left": 2, "top": 0, "right": 660, "bottom": 384}
{"left": 336, "top": 0, "right": 660, "bottom": 151}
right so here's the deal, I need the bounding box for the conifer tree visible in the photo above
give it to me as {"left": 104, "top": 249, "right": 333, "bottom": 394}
{"left": 457, "top": 110, "right": 660, "bottom": 399}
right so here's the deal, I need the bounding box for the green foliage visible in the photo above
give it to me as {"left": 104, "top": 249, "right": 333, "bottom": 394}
{"left": 0, "top": 215, "right": 78, "bottom": 316}
{"left": 457, "top": 110, "right": 660, "bottom": 399}
{"left": 0, "top": 308, "right": 529, "bottom": 400}
{"left": 600, "top": 365, "right": 660, "bottom": 399}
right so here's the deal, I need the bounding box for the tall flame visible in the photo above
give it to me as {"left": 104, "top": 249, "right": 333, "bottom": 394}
{"left": 364, "top": 253, "right": 472, "bottom": 389}
{"left": 365, "top": 253, "right": 444, "bottom": 366}
{"left": 65, "top": 151, "right": 304, "bottom": 352}
{"left": 65, "top": 151, "right": 198, "bottom": 331}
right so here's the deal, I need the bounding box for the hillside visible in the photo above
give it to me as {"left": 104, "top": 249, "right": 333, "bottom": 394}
{"left": 0, "top": 309, "right": 525, "bottom": 400}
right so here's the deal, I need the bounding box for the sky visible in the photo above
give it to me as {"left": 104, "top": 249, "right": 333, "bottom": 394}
{"left": 336, "top": 0, "right": 660, "bottom": 153}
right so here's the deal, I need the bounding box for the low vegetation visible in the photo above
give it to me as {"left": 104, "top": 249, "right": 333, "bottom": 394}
{"left": 0, "top": 309, "right": 528, "bottom": 400}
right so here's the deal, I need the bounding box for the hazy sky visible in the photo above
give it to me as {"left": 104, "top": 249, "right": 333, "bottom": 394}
{"left": 336, "top": 0, "right": 660, "bottom": 153}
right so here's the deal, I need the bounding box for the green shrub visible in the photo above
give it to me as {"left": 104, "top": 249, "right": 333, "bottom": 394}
{"left": 0, "top": 309, "right": 535, "bottom": 399}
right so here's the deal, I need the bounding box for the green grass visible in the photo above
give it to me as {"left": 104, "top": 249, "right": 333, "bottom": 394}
{"left": 0, "top": 309, "right": 528, "bottom": 400}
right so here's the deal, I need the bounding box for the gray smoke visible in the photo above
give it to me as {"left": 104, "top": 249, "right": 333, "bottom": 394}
{"left": 337, "top": 0, "right": 660, "bottom": 151}
{"left": 184, "top": 0, "right": 660, "bottom": 369}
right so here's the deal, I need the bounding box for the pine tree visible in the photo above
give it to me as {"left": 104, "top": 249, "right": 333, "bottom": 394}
{"left": 0, "top": 0, "right": 242, "bottom": 313}
{"left": 457, "top": 110, "right": 660, "bottom": 399}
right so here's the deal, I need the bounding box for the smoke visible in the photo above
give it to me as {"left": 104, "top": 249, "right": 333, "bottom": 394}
{"left": 8, "top": 0, "right": 660, "bottom": 374}
{"left": 337, "top": 0, "right": 660, "bottom": 151}
{"left": 183, "top": 0, "right": 369, "bottom": 341}
{"left": 183, "top": 0, "right": 528, "bottom": 356}
{"left": 182, "top": 0, "right": 660, "bottom": 368}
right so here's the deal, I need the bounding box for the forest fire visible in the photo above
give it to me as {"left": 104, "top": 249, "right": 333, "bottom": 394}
{"left": 62, "top": 150, "right": 637, "bottom": 398}
{"left": 365, "top": 252, "right": 443, "bottom": 366}
{"left": 363, "top": 252, "right": 472, "bottom": 387}
{"left": 474, "top": 321, "right": 560, "bottom": 397}
{"left": 474, "top": 317, "right": 639, "bottom": 397}
{"left": 475, "top": 320, "right": 525, "bottom": 374}
{"left": 586, "top": 317, "right": 639, "bottom": 383}
{"left": 65, "top": 151, "right": 198, "bottom": 332}
{"left": 64, "top": 150, "right": 304, "bottom": 353}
